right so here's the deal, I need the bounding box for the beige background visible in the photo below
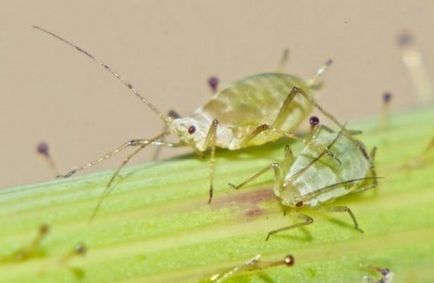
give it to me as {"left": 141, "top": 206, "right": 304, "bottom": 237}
{"left": 0, "top": 0, "right": 433, "bottom": 188}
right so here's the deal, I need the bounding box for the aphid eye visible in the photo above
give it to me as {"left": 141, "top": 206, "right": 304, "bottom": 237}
{"left": 188, "top": 125, "right": 196, "bottom": 134}
{"left": 295, "top": 201, "right": 304, "bottom": 208}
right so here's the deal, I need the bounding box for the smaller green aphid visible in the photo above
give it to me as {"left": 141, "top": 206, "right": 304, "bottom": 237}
{"left": 208, "top": 253, "right": 294, "bottom": 283}
{"left": 230, "top": 119, "right": 378, "bottom": 240}
{"left": 1, "top": 223, "right": 50, "bottom": 262}
{"left": 33, "top": 26, "right": 340, "bottom": 221}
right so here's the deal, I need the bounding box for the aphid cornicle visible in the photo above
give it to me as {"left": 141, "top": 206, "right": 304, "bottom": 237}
{"left": 33, "top": 26, "right": 341, "bottom": 217}
{"left": 230, "top": 121, "right": 378, "bottom": 240}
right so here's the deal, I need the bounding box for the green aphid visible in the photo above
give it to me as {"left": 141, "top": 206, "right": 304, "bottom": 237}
{"left": 230, "top": 122, "right": 378, "bottom": 240}
{"left": 34, "top": 26, "right": 340, "bottom": 219}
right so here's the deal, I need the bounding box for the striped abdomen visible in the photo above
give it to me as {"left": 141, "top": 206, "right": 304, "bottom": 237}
{"left": 283, "top": 127, "right": 372, "bottom": 207}
{"left": 195, "top": 73, "right": 314, "bottom": 149}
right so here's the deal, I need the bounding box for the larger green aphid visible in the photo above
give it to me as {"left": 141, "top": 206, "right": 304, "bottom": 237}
{"left": 33, "top": 26, "right": 339, "bottom": 219}
{"left": 230, "top": 122, "right": 378, "bottom": 240}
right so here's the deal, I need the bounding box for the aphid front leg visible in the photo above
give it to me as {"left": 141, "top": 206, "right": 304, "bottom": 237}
{"left": 266, "top": 213, "right": 313, "bottom": 241}
{"left": 60, "top": 134, "right": 176, "bottom": 178}
{"left": 326, "top": 205, "right": 364, "bottom": 233}
{"left": 204, "top": 119, "right": 219, "bottom": 203}
{"left": 228, "top": 145, "right": 293, "bottom": 191}
{"left": 89, "top": 133, "right": 180, "bottom": 220}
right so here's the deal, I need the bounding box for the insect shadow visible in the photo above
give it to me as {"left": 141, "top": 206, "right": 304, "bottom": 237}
{"left": 33, "top": 26, "right": 341, "bottom": 221}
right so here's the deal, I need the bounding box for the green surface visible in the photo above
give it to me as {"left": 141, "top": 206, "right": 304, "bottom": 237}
{"left": 0, "top": 107, "right": 433, "bottom": 283}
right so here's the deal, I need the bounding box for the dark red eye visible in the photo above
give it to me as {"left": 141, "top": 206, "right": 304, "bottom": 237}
{"left": 188, "top": 125, "right": 196, "bottom": 134}
{"left": 295, "top": 201, "right": 304, "bottom": 208}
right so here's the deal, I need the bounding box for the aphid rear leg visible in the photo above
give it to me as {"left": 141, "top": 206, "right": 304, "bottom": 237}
{"left": 272, "top": 87, "right": 300, "bottom": 129}
{"left": 327, "top": 205, "right": 364, "bottom": 233}
{"left": 266, "top": 213, "right": 313, "bottom": 241}
{"left": 89, "top": 134, "right": 174, "bottom": 221}
{"left": 296, "top": 87, "right": 345, "bottom": 129}
{"left": 204, "top": 119, "right": 219, "bottom": 203}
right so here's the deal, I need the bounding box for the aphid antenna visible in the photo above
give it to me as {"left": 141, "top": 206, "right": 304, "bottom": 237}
{"left": 32, "top": 26, "right": 172, "bottom": 125}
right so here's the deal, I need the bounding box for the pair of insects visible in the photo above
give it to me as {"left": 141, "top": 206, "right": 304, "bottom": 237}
{"left": 33, "top": 27, "right": 377, "bottom": 235}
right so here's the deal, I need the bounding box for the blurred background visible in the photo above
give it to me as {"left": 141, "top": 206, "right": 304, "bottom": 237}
{"left": 0, "top": 0, "right": 433, "bottom": 188}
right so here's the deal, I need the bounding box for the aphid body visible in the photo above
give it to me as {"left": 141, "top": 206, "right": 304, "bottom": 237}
{"left": 172, "top": 73, "right": 315, "bottom": 151}
{"left": 231, "top": 123, "right": 377, "bottom": 239}
{"left": 278, "top": 126, "right": 374, "bottom": 208}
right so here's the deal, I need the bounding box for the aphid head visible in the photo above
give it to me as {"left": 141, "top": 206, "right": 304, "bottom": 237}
{"left": 169, "top": 115, "right": 209, "bottom": 151}
{"left": 278, "top": 183, "right": 304, "bottom": 208}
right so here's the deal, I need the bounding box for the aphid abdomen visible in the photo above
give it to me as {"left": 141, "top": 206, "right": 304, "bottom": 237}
{"left": 286, "top": 127, "right": 371, "bottom": 207}
{"left": 197, "top": 73, "right": 314, "bottom": 149}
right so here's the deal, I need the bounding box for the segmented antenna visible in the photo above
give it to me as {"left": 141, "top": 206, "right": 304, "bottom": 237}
{"left": 33, "top": 26, "right": 171, "bottom": 123}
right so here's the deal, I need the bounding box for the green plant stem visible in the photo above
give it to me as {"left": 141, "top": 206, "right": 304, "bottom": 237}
{"left": 0, "top": 107, "right": 433, "bottom": 283}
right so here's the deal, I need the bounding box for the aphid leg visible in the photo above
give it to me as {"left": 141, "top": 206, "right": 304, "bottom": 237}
{"left": 327, "top": 206, "right": 364, "bottom": 233}
{"left": 266, "top": 213, "right": 313, "bottom": 241}
{"left": 365, "top": 147, "right": 379, "bottom": 191}
{"left": 229, "top": 145, "right": 293, "bottom": 190}
{"left": 272, "top": 87, "right": 300, "bottom": 128}
{"left": 89, "top": 134, "right": 178, "bottom": 221}
{"left": 152, "top": 110, "right": 181, "bottom": 161}
{"left": 296, "top": 87, "right": 345, "bottom": 129}
{"left": 210, "top": 254, "right": 294, "bottom": 282}
{"left": 59, "top": 134, "right": 174, "bottom": 178}
{"left": 228, "top": 163, "right": 276, "bottom": 190}
{"left": 277, "top": 48, "right": 290, "bottom": 72}
{"left": 204, "top": 119, "right": 219, "bottom": 203}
